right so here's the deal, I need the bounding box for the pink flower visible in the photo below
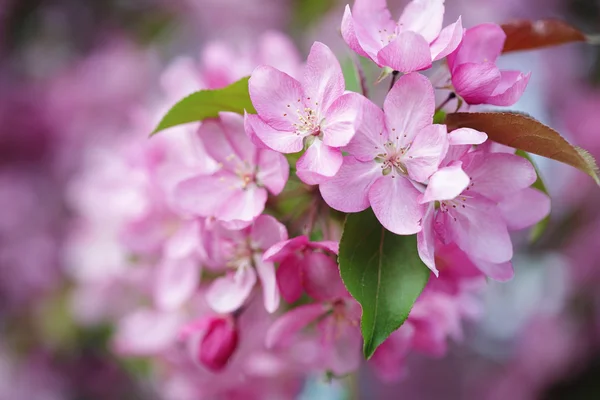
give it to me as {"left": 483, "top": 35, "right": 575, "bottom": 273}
{"left": 179, "top": 315, "right": 239, "bottom": 372}
{"left": 202, "top": 215, "right": 288, "bottom": 314}
{"left": 341, "top": 0, "right": 463, "bottom": 72}
{"left": 447, "top": 23, "right": 531, "bottom": 106}
{"left": 418, "top": 146, "right": 550, "bottom": 280}
{"left": 266, "top": 299, "right": 362, "bottom": 376}
{"left": 246, "top": 42, "right": 364, "bottom": 185}
{"left": 174, "top": 112, "right": 288, "bottom": 228}
{"left": 263, "top": 236, "right": 346, "bottom": 303}
{"left": 320, "top": 73, "right": 448, "bottom": 235}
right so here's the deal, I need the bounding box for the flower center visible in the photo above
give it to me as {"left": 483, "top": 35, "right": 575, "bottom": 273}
{"left": 374, "top": 141, "right": 410, "bottom": 176}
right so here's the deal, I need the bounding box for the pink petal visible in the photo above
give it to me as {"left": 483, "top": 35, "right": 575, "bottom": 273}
{"left": 303, "top": 252, "right": 347, "bottom": 301}
{"left": 464, "top": 152, "right": 537, "bottom": 201}
{"left": 206, "top": 264, "right": 257, "bottom": 313}
{"left": 173, "top": 172, "right": 238, "bottom": 217}
{"left": 420, "top": 164, "right": 470, "bottom": 203}
{"left": 368, "top": 176, "right": 424, "bottom": 235}
{"left": 430, "top": 17, "right": 464, "bottom": 61}
{"left": 250, "top": 214, "right": 288, "bottom": 250}
{"left": 451, "top": 62, "right": 501, "bottom": 105}
{"left": 377, "top": 31, "right": 433, "bottom": 73}
{"left": 322, "top": 92, "right": 363, "bottom": 148}
{"left": 487, "top": 71, "right": 531, "bottom": 106}
{"left": 113, "top": 309, "right": 182, "bottom": 356}
{"left": 263, "top": 236, "right": 309, "bottom": 262}
{"left": 197, "top": 119, "right": 239, "bottom": 170}
{"left": 404, "top": 124, "right": 449, "bottom": 183}
{"left": 319, "top": 157, "right": 380, "bottom": 213}
{"left": 249, "top": 65, "right": 305, "bottom": 131}
{"left": 160, "top": 56, "right": 202, "bottom": 100}
{"left": 163, "top": 221, "right": 200, "bottom": 260}
{"left": 498, "top": 187, "right": 551, "bottom": 231}
{"left": 341, "top": 5, "right": 371, "bottom": 59}
{"left": 243, "top": 111, "right": 270, "bottom": 149}
{"left": 244, "top": 113, "right": 303, "bottom": 153}
{"left": 296, "top": 140, "right": 343, "bottom": 185}
{"left": 441, "top": 194, "right": 513, "bottom": 264}
{"left": 257, "top": 31, "right": 301, "bottom": 78}
{"left": 218, "top": 112, "right": 257, "bottom": 165}
{"left": 343, "top": 97, "right": 387, "bottom": 162}
{"left": 256, "top": 149, "right": 289, "bottom": 195}
{"left": 318, "top": 315, "right": 362, "bottom": 376}
{"left": 253, "top": 254, "right": 280, "bottom": 313}
{"left": 302, "top": 42, "right": 345, "bottom": 114}
{"left": 447, "top": 23, "right": 506, "bottom": 72}
{"left": 351, "top": 0, "right": 396, "bottom": 61}
{"left": 448, "top": 127, "right": 487, "bottom": 145}
{"left": 398, "top": 0, "right": 445, "bottom": 43}
{"left": 417, "top": 204, "right": 438, "bottom": 275}
{"left": 471, "top": 257, "right": 514, "bottom": 282}
{"left": 383, "top": 72, "right": 435, "bottom": 143}
{"left": 370, "top": 323, "right": 414, "bottom": 383}
{"left": 265, "top": 303, "right": 327, "bottom": 349}
{"left": 154, "top": 257, "right": 199, "bottom": 311}
{"left": 215, "top": 186, "right": 267, "bottom": 224}
{"left": 310, "top": 241, "right": 339, "bottom": 255}
{"left": 276, "top": 255, "right": 304, "bottom": 303}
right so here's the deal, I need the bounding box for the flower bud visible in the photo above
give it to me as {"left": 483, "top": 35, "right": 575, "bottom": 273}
{"left": 197, "top": 316, "right": 239, "bottom": 372}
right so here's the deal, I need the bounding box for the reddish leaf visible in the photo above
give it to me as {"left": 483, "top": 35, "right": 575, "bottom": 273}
{"left": 446, "top": 112, "right": 600, "bottom": 185}
{"left": 501, "top": 19, "right": 586, "bottom": 53}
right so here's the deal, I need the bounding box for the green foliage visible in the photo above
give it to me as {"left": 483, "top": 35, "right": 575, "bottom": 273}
{"left": 338, "top": 209, "right": 430, "bottom": 358}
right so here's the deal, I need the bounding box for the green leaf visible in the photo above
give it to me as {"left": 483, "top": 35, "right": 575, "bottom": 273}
{"left": 338, "top": 209, "right": 430, "bottom": 359}
{"left": 516, "top": 150, "right": 550, "bottom": 242}
{"left": 342, "top": 58, "right": 361, "bottom": 93}
{"left": 152, "top": 77, "right": 256, "bottom": 135}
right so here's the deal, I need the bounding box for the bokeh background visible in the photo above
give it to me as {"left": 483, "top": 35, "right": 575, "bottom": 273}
{"left": 1, "top": 0, "right": 600, "bottom": 399}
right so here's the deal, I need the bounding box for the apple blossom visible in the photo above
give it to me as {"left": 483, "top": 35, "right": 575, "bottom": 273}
{"left": 247, "top": 42, "right": 364, "bottom": 184}
{"left": 341, "top": 0, "right": 463, "bottom": 72}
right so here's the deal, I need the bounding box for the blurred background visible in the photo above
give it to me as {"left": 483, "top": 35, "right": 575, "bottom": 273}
{"left": 1, "top": 0, "right": 600, "bottom": 399}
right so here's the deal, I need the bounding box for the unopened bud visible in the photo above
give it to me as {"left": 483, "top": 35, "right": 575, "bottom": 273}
{"left": 198, "top": 316, "right": 239, "bottom": 372}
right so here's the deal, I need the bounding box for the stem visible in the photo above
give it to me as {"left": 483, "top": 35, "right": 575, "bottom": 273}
{"left": 388, "top": 70, "right": 400, "bottom": 92}
{"left": 435, "top": 92, "right": 456, "bottom": 113}
{"left": 356, "top": 58, "right": 369, "bottom": 98}
{"left": 303, "top": 198, "right": 320, "bottom": 236}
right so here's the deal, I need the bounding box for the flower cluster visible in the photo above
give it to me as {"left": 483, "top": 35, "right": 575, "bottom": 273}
{"left": 65, "top": 0, "right": 554, "bottom": 397}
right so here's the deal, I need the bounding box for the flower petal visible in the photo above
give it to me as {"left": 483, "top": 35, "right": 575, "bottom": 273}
{"left": 296, "top": 140, "right": 343, "bottom": 185}
{"left": 244, "top": 113, "right": 304, "bottom": 153}
{"left": 263, "top": 236, "right": 309, "bottom": 262}
{"left": 319, "top": 157, "right": 381, "bottom": 213}
{"left": 302, "top": 42, "right": 345, "bottom": 114}
{"left": 463, "top": 152, "right": 537, "bottom": 201}
{"left": 351, "top": 0, "right": 396, "bottom": 61}
{"left": 441, "top": 194, "right": 512, "bottom": 263}
{"left": 250, "top": 214, "right": 288, "bottom": 250}
{"left": 420, "top": 164, "right": 470, "bottom": 203}
{"left": 215, "top": 186, "right": 267, "bottom": 224}
{"left": 343, "top": 97, "right": 387, "bottom": 162}
{"left": 265, "top": 303, "right": 326, "bottom": 349}
{"left": 430, "top": 17, "right": 464, "bottom": 61}
{"left": 498, "top": 187, "right": 551, "bottom": 231}
{"left": 173, "top": 172, "right": 238, "bottom": 217}
{"left": 404, "top": 124, "right": 449, "bottom": 183}
{"left": 318, "top": 314, "right": 362, "bottom": 376}
{"left": 398, "top": 0, "right": 445, "bottom": 43}
{"left": 451, "top": 62, "right": 501, "bottom": 105}
{"left": 471, "top": 257, "right": 514, "bottom": 282}
{"left": 253, "top": 254, "right": 280, "bottom": 313}
{"left": 322, "top": 92, "right": 363, "bottom": 148}
{"left": 448, "top": 127, "right": 487, "bottom": 145}
{"left": 249, "top": 65, "right": 305, "bottom": 131}
{"left": 447, "top": 23, "right": 506, "bottom": 72}
{"left": 377, "top": 31, "right": 433, "bottom": 73}
{"left": 341, "top": 5, "right": 371, "bottom": 59}
{"left": 218, "top": 111, "right": 257, "bottom": 165}
{"left": 154, "top": 257, "right": 199, "bottom": 311}
{"left": 368, "top": 176, "right": 424, "bottom": 235}
{"left": 206, "top": 265, "right": 257, "bottom": 313}
{"left": 256, "top": 149, "right": 289, "bottom": 195}
{"left": 303, "top": 252, "right": 347, "bottom": 301}
{"left": 113, "top": 309, "right": 182, "bottom": 356}
{"left": 276, "top": 255, "right": 304, "bottom": 304}
{"left": 487, "top": 71, "right": 531, "bottom": 106}
{"left": 417, "top": 204, "right": 438, "bottom": 275}
{"left": 383, "top": 72, "right": 435, "bottom": 143}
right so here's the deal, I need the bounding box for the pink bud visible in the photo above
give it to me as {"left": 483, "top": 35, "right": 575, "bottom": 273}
{"left": 197, "top": 316, "right": 239, "bottom": 372}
